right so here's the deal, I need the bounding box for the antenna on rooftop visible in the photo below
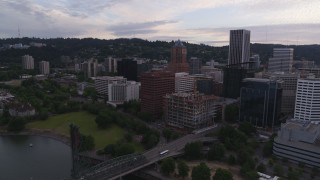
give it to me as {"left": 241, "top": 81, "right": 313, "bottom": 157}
{"left": 18, "top": 25, "right": 20, "bottom": 38}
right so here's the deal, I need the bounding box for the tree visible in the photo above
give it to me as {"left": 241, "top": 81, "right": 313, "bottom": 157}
{"left": 238, "top": 122, "right": 256, "bottom": 136}
{"left": 161, "top": 158, "right": 175, "bottom": 176}
{"left": 213, "top": 168, "right": 233, "bottom": 180}
{"left": 287, "top": 168, "right": 301, "bottom": 180}
{"left": 224, "top": 104, "right": 239, "bottom": 122}
{"left": 83, "top": 87, "right": 98, "bottom": 102}
{"left": 7, "top": 118, "right": 25, "bottom": 131}
{"left": 114, "top": 143, "right": 134, "bottom": 157}
{"left": 191, "top": 162, "right": 211, "bottom": 180}
{"left": 137, "top": 112, "right": 152, "bottom": 122}
{"left": 245, "top": 171, "right": 259, "bottom": 180}
{"left": 104, "top": 144, "right": 116, "bottom": 155}
{"left": 95, "top": 110, "right": 113, "bottom": 129}
{"left": 273, "top": 164, "right": 283, "bottom": 176}
{"left": 178, "top": 160, "right": 189, "bottom": 179}
{"left": 262, "top": 142, "right": 273, "bottom": 157}
{"left": 227, "top": 154, "right": 236, "bottom": 165}
{"left": 162, "top": 128, "right": 173, "bottom": 141}
{"left": 207, "top": 143, "right": 225, "bottom": 161}
{"left": 256, "top": 163, "right": 266, "bottom": 173}
{"left": 79, "top": 134, "right": 95, "bottom": 152}
{"left": 184, "top": 142, "right": 203, "bottom": 160}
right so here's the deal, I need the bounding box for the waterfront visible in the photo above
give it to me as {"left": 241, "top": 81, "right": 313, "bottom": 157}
{"left": 0, "top": 135, "right": 72, "bottom": 180}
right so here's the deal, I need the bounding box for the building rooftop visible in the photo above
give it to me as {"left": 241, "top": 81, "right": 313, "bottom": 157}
{"left": 173, "top": 39, "right": 185, "bottom": 47}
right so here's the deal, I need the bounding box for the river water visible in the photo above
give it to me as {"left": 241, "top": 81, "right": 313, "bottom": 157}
{"left": 0, "top": 135, "right": 72, "bottom": 180}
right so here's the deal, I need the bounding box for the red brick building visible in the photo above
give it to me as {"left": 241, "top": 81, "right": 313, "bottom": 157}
{"left": 167, "top": 40, "right": 189, "bottom": 73}
{"left": 140, "top": 70, "right": 175, "bottom": 119}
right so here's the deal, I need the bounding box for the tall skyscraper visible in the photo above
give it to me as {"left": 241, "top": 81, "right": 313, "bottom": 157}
{"left": 228, "top": 29, "right": 250, "bottom": 66}
{"left": 140, "top": 70, "right": 175, "bottom": 118}
{"left": 167, "top": 40, "right": 189, "bottom": 73}
{"left": 268, "top": 48, "right": 294, "bottom": 73}
{"left": 294, "top": 77, "right": 320, "bottom": 122}
{"left": 22, "top": 55, "right": 34, "bottom": 70}
{"left": 39, "top": 61, "right": 50, "bottom": 75}
{"left": 105, "top": 57, "right": 118, "bottom": 74}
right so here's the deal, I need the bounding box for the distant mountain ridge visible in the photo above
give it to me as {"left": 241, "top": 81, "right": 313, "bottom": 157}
{"left": 0, "top": 38, "right": 320, "bottom": 66}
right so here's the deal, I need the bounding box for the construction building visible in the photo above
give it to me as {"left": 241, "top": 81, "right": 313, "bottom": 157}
{"left": 164, "top": 92, "right": 217, "bottom": 130}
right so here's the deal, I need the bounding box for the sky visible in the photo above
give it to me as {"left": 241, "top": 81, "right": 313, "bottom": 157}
{"left": 1, "top": 0, "right": 320, "bottom": 46}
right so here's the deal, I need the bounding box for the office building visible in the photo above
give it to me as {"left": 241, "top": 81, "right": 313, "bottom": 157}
{"left": 140, "top": 70, "right": 175, "bottom": 119}
{"left": 223, "top": 67, "right": 254, "bottom": 98}
{"left": 240, "top": 78, "right": 283, "bottom": 130}
{"left": 39, "top": 61, "right": 50, "bottom": 75}
{"left": 22, "top": 55, "right": 34, "bottom": 70}
{"left": 196, "top": 77, "right": 214, "bottom": 95}
{"left": 82, "top": 58, "right": 98, "bottom": 78}
{"left": 294, "top": 77, "right": 320, "bottom": 122}
{"left": 249, "top": 54, "right": 260, "bottom": 69}
{"left": 273, "top": 120, "right": 320, "bottom": 168}
{"left": 164, "top": 92, "right": 216, "bottom": 130}
{"left": 167, "top": 40, "right": 189, "bottom": 73}
{"left": 268, "top": 48, "right": 294, "bottom": 73}
{"left": 189, "top": 57, "right": 201, "bottom": 75}
{"left": 117, "top": 58, "right": 138, "bottom": 81}
{"left": 108, "top": 81, "right": 140, "bottom": 106}
{"left": 201, "top": 66, "right": 223, "bottom": 82}
{"left": 175, "top": 72, "right": 195, "bottom": 93}
{"left": 94, "top": 76, "right": 127, "bottom": 98}
{"left": 228, "top": 29, "right": 250, "bottom": 66}
{"left": 263, "top": 72, "right": 299, "bottom": 115}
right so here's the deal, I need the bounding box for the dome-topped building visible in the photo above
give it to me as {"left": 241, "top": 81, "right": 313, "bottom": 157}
{"left": 167, "top": 40, "right": 189, "bottom": 73}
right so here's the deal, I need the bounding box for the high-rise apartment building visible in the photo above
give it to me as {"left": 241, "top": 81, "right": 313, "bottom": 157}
{"left": 228, "top": 29, "right": 250, "bottom": 66}
{"left": 22, "top": 55, "right": 34, "bottom": 70}
{"left": 189, "top": 57, "right": 201, "bottom": 75}
{"left": 268, "top": 48, "right": 294, "bottom": 73}
{"left": 39, "top": 61, "right": 50, "bottom": 75}
{"left": 167, "top": 40, "right": 189, "bottom": 73}
{"left": 164, "top": 92, "right": 216, "bottom": 130}
{"left": 294, "top": 77, "right": 320, "bottom": 122}
{"left": 140, "top": 70, "right": 175, "bottom": 118}
{"left": 82, "top": 58, "right": 98, "bottom": 78}
{"left": 105, "top": 57, "right": 118, "bottom": 74}
{"left": 240, "top": 78, "right": 283, "bottom": 130}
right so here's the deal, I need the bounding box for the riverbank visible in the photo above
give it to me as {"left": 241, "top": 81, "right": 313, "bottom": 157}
{"left": 0, "top": 128, "right": 70, "bottom": 146}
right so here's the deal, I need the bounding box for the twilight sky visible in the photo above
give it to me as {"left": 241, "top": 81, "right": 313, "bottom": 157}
{"left": 1, "top": 0, "right": 320, "bottom": 46}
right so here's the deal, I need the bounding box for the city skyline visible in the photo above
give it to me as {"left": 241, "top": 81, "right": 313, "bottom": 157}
{"left": 1, "top": 0, "right": 320, "bottom": 46}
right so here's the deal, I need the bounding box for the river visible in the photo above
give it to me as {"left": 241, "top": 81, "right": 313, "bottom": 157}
{"left": 0, "top": 135, "right": 72, "bottom": 180}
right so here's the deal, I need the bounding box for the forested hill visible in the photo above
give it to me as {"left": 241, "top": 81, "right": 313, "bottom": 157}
{"left": 1, "top": 37, "right": 320, "bottom": 66}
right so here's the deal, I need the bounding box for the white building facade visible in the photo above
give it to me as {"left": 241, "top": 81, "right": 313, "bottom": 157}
{"left": 108, "top": 81, "right": 140, "bottom": 103}
{"left": 228, "top": 29, "right": 250, "bottom": 66}
{"left": 294, "top": 77, "right": 320, "bottom": 122}
{"left": 94, "top": 76, "right": 127, "bottom": 98}
{"left": 175, "top": 72, "right": 195, "bottom": 93}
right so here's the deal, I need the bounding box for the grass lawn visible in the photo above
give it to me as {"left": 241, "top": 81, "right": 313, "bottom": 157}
{"left": 27, "top": 111, "right": 144, "bottom": 151}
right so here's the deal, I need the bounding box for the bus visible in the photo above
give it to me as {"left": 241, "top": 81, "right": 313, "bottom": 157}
{"left": 159, "top": 150, "right": 169, "bottom": 155}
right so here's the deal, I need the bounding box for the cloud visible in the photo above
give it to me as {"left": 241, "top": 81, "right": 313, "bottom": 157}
{"left": 107, "top": 20, "right": 178, "bottom": 36}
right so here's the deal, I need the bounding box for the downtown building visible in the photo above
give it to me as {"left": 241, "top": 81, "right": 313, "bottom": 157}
{"left": 189, "top": 57, "right": 202, "bottom": 75}
{"left": 167, "top": 40, "right": 189, "bottom": 73}
{"left": 239, "top": 78, "right": 283, "bottom": 130}
{"left": 228, "top": 29, "right": 251, "bottom": 66}
{"left": 22, "top": 55, "right": 34, "bottom": 70}
{"left": 107, "top": 81, "right": 140, "bottom": 107}
{"left": 294, "top": 76, "right": 320, "bottom": 122}
{"left": 39, "top": 61, "right": 50, "bottom": 75}
{"left": 94, "top": 76, "right": 127, "bottom": 98}
{"left": 175, "top": 72, "right": 195, "bottom": 93}
{"left": 140, "top": 70, "right": 175, "bottom": 119}
{"left": 268, "top": 48, "right": 294, "bottom": 73}
{"left": 105, "top": 57, "right": 119, "bottom": 74}
{"left": 163, "top": 92, "right": 217, "bottom": 130}
{"left": 81, "top": 58, "right": 98, "bottom": 78}
{"left": 263, "top": 72, "right": 299, "bottom": 115}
